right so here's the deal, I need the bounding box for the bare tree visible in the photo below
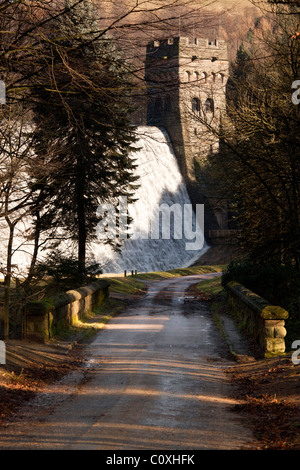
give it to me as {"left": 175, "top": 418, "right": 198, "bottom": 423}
{"left": 0, "top": 104, "right": 38, "bottom": 339}
{"left": 199, "top": 2, "right": 300, "bottom": 267}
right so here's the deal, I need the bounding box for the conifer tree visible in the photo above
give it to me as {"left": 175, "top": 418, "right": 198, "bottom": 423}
{"left": 31, "top": 0, "right": 139, "bottom": 280}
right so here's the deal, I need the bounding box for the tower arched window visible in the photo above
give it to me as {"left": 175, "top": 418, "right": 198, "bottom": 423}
{"left": 192, "top": 97, "right": 200, "bottom": 113}
{"left": 201, "top": 72, "right": 207, "bottom": 83}
{"left": 205, "top": 98, "right": 214, "bottom": 114}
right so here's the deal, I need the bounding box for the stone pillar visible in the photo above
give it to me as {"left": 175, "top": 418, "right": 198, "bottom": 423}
{"left": 261, "top": 305, "right": 288, "bottom": 354}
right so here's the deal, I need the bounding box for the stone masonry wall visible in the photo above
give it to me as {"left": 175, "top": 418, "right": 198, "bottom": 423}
{"left": 26, "top": 280, "right": 110, "bottom": 342}
{"left": 145, "top": 37, "right": 230, "bottom": 235}
{"left": 226, "top": 281, "right": 289, "bottom": 356}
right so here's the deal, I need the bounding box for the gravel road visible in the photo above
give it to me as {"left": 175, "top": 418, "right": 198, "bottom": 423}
{"left": 0, "top": 274, "right": 257, "bottom": 450}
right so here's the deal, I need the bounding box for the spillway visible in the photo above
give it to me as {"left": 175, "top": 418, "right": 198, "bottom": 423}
{"left": 90, "top": 126, "right": 208, "bottom": 273}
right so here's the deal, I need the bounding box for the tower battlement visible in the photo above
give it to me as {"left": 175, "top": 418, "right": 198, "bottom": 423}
{"left": 147, "top": 36, "right": 227, "bottom": 50}
{"left": 146, "top": 36, "right": 228, "bottom": 61}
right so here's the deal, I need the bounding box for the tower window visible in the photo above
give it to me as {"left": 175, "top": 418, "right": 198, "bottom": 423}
{"left": 192, "top": 97, "right": 200, "bottom": 113}
{"left": 205, "top": 98, "right": 214, "bottom": 114}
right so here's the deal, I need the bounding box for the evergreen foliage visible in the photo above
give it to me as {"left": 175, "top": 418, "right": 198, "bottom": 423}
{"left": 30, "top": 1, "right": 139, "bottom": 277}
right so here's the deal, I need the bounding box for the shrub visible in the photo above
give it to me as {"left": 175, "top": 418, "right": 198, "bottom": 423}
{"left": 222, "top": 259, "right": 300, "bottom": 309}
{"left": 34, "top": 251, "right": 102, "bottom": 291}
{"left": 222, "top": 259, "right": 300, "bottom": 348}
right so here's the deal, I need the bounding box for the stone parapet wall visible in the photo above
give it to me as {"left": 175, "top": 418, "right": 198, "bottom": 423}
{"left": 26, "top": 280, "right": 110, "bottom": 343}
{"left": 226, "top": 281, "right": 288, "bottom": 356}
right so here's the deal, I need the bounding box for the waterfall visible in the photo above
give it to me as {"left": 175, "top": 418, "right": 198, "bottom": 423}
{"left": 90, "top": 126, "right": 208, "bottom": 273}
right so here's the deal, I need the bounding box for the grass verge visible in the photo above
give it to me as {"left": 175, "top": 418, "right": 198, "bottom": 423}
{"left": 195, "top": 275, "right": 223, "bottom": 296}
{"left": 108, "top": 277, "right": 147, "bottom": 295}
{"left": 134, "top": 264, "right": 224, "bottom": 280}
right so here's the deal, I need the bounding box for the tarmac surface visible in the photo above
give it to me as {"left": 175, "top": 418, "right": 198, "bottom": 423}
{"left": 0, "top": 274, "right": 258, "bottom": 450}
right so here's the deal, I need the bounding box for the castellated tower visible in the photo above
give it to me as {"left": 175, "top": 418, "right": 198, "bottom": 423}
{"left": 145, "top": 36, "right": 230, "bottom": 237}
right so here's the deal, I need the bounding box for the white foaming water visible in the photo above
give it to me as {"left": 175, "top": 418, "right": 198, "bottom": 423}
{"left": 90, "top": 126, "right": 208, "bottom": 273}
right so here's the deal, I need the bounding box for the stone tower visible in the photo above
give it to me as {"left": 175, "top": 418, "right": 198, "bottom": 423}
{"left": 145, "top": 36, "right": 230, "bottom": 237}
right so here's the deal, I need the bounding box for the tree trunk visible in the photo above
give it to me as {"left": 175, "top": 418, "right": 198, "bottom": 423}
{"left": 22, "top": 211, "right": 41, "bottom": 289}
{"left": 76, "top": 150, "right": 87, "bottom": 285}
{"left": 3, "top": 220, "right": 14, "bottom": 340}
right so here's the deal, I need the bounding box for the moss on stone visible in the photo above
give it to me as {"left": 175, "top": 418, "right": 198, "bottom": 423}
{"left": 261, "top": 305, "right": 289, "bottom": 320}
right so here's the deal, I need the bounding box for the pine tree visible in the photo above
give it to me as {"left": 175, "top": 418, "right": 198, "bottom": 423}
{"left": 31, "top": 0, "right": 139, "bottom": 280}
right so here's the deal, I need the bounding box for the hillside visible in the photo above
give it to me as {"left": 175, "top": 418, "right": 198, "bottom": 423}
{"left": 98, "top": 0, "right": 264, "bottom": 59}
